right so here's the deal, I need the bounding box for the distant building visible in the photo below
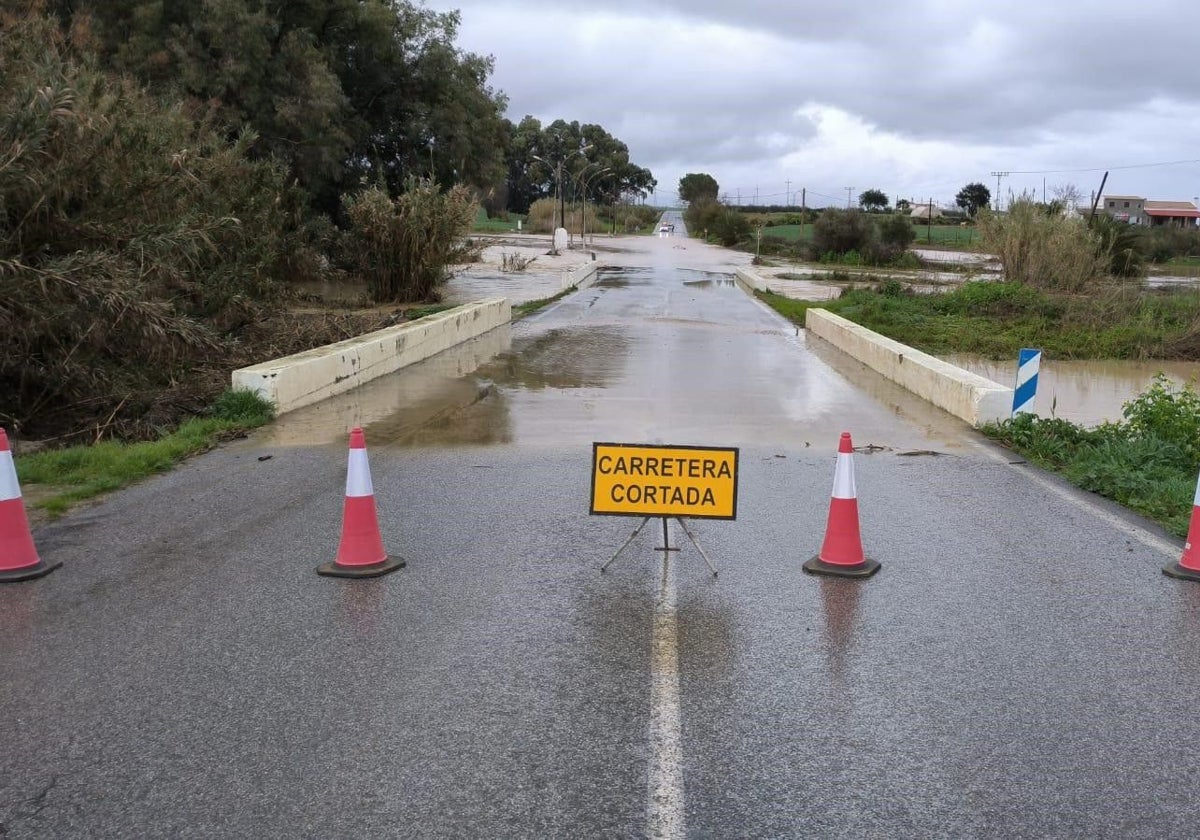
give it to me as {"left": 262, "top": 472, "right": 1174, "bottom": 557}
{"left": 1144, "top": 200, "right": 1200, "bottom": 227}
{"left": 905, "top": 203, "right": 964, "bottom": 220}
{"left": 1100, "top": 195, "right": 1146, "bottom": 225}
{"left": 1099, "top": 196, "right": 1199, "bottom": 226}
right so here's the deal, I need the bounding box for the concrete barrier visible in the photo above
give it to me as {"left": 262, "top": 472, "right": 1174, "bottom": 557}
{"left": 232, "top": 298, "right": 510, "bottom": 415}
{"left": 805, "top": 308, "right": 1012, "bottom": 427}
{"left": 734, "top": 266, "right": 772, "bottom": 294}
{"left": 563, "top": 261, "right": 599, "bottom": 291}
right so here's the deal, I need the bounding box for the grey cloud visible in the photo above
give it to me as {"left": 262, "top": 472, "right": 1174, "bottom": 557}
{"left": 429, "top": 0, "right": 1200, "bottom": 199}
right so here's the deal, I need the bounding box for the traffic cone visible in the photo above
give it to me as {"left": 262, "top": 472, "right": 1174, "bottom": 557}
{"left": 0, "top": 428, "right": 61, "bottom": 583}
{"left": 1164, "top": 466, "right": 1200, "bottom": 582}
{"left": 317, "top": 427, "right": 405, "bottom": 578}
{"left": 803, "top": 432, "right": 880, "bottom": 579}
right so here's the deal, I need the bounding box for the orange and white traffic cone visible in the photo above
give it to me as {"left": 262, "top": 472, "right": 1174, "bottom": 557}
{"left": 317, "top": 427, "right": 405, "bottom": 578}
{"left": 803, "top": 432, "right": 880, "bottom": 579}
{"left": 0, "top": 428, "right": 61, "bottom": 583}
{"left": 1164, "top": 466, "right": 1200, "bottom": 582}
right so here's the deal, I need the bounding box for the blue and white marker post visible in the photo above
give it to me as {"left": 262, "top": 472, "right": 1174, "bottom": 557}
{"left": 1012, "top": 348, "right": 1042, "bottom": 416}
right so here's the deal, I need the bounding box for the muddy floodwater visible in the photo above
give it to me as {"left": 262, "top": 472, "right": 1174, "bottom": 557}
{"left": 261, "top": 222, "right": 984, "bottom": 452}
{"left": 944, "top": 355, "right": 1200, "bottom": 426}
{"left": 262, "top": 227, "right": 1200, "bottom": 447}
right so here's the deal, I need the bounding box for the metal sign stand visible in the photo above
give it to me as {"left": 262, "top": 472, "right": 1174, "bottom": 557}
{"left": 601, "top": 516, "right": 719, "bottom": 577}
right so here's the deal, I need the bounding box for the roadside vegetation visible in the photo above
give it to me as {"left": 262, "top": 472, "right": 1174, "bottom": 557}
{"left": 16, "top": 390, "right": 275, "bottom": 518}
{"left": 760, "top": 220, "right": 980, "bottom": 248}
{"left": 2, "top": 5, "right": 657, "bottom": 451}
{"left": 759, "top": 279, "right": 1200, "bottom": 360}
{"left": 982, "top": 378, "right": 1200, "bottom": 538}
{"left": 741, "top": 188, "right": 1200, "bottom": 541}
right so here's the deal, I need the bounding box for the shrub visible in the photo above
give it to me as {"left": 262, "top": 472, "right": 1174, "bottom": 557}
{"left": 978, "top": 200, "right": 1107, "bottom": 291}
{"left": 683, "top": 197, "right": 722, "bottom": 237}
{"left": 878, "top": 214, "right": 916, "bottom": 249}
{"left": 711, "top": 207, "right": 752, "bottom": 246}
{"left": 1089, "top": 215, "right": 1146, "bottom": 278}
{"left": 1121, "top": 374, "right": 1200, "bottom": 466}
{"left": 1144, "top": 226, "right": 1200, "bottom": 263}
{"left": 342, "top": 180, "right": 477, "bottom": 302}
{"left": 524, "top": 198, "right": 559, "bottom": 234}
{"left": 813, "top": 209, "right": 876, "bottom": 257}
{"left": 0, "top": 14, "right": 298, "bottom": 440}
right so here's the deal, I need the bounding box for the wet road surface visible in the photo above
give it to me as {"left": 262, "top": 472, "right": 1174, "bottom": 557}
{"left": 3, "top": 215, "right": 1199, "bottom": 838}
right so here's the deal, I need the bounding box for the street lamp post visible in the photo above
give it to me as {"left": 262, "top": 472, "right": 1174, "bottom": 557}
{"left": 574, "top": 165, "right": 612, "bottom": 247}
{"left": 529, "top": 145, "right": 591, "bottom": 254}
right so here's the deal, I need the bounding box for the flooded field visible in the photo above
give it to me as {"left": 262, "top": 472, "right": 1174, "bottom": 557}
{"left": 943, "top": 354, "right": 1200, "bottom": 426}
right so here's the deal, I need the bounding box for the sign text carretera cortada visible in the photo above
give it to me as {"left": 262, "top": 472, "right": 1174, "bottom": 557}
{"left": 590, "top": 443, "right": 738, "bottom": 519}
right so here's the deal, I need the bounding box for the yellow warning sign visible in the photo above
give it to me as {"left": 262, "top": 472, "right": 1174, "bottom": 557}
{"left": 590, "top": 443, "right": 738, "bottom": 519}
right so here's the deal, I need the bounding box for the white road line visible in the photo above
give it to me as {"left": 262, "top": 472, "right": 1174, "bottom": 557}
{"left": 971, "top": 439, "right": 1181, "bottom": 558}
{"left": 647, "top": 522, "right": 685, "bottom": 840}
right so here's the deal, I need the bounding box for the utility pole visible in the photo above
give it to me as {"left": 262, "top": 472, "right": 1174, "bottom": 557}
{"left": 736, "top": 188, "right": 741, "bottom": 206}
{"left": 801, "top": 188, "right": 806, "bottom": 222}
{"left": 786, "top": 179, "right": 791, "bottom": 209}
{"left": 990, "top": 171, "right": 1010, "bottom": 212}
{"left": 558, "top": 159, "right": 565, "bottom": 238}
{"left": 845, "top": 187, "right": 853, "bottom": 208}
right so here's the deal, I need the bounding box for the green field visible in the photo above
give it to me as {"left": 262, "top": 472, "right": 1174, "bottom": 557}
{"left": 761, "top": 222, "right": 980, "bottom": 246}
{"left": 473, "top": 215, "right": 525, "bottom": 233}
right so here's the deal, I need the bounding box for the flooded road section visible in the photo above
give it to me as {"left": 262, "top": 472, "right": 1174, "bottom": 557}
{"left": 264, "top": 256, "right": 982, "bottom": 452}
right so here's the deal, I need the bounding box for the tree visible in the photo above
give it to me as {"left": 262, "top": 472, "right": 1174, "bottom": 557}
{"left": 1051, "top": 183, "right": 1085, "bottom": 212}
{"left": 61, "top": 0, "right": 511, "bottom": 211}
{"left": 858, "top": 189, "right": 888, "bottom": 212}
{"left": 678, "top": 173, "right": 719, "bottom": 205}
{"left": 501, "top": 117, "right": 654, "bottom": 215}
{"left": 956, "top": 182, "right": 991, "bottom": 217}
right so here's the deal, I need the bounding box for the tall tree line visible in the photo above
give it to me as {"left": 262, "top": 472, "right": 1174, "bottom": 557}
{"left": 44, "top": 0, "right": 511, "bottom": 213}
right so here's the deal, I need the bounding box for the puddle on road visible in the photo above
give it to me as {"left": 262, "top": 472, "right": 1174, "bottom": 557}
{"left": 476, "top": 327, "right": 631, "bottom": 391}
{"left": 944, "top": 354, "right": 1200, "bottom": 426}
{"left": 595, "top": 266, "right": 654, "bottom": 288}
{"left": 260, "top": 324, "right": 515, "bottom": 447}
{"left": 679, "top": 269, "right": 736, "bottom": 289}
{"left": 262, "top": 323, "right": 635, "bottom": 448}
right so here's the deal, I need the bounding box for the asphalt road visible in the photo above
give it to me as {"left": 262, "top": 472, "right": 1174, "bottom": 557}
{"left": 3, "top": 214, "right": 1199, "bottom": 838}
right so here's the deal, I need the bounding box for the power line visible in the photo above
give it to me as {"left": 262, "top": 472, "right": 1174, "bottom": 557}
{"left": 1001, "top": 158, "right": 1200, "bottom": 176}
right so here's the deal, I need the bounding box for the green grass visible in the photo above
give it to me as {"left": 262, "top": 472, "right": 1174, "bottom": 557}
{"left": 16, "top": 389, "right": 276, "bottom": 518}
{"left": 513, "top": 286, "right": 578, "bottom": 318}
{"left": 405, "top": 304, "right": 455, "bottom": 320}
{"left": 757, "top": 280, "right": 1200, "bottom": 360}
{"left": 1157, "top": 257, "right": 1200, "bottom": 277}
{"left": 759, "top": 222, "right": 979, "bottom": 246}
{"left": 981, "top": 378, "right": 1200, "bottom": 537}
{"left": 472, "top": 208, "right": 526, "bottom": 233}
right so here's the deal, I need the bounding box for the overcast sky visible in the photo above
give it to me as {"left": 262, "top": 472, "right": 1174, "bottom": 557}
{"left": 423, "top": 0, "right": 1200, "bottom": 209}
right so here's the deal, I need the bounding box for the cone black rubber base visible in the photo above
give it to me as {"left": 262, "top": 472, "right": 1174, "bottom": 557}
{"left": 803, "top": 556, "right": 880, "bottom": 579}
{"left": 1163, "top": 561, "right": 1200, "bottom": 582}
{"left": 316, "top": 556, "right": 406, "bottom": 578}
{"left": 0, "top": 559, "right": 62, "bottom": 583}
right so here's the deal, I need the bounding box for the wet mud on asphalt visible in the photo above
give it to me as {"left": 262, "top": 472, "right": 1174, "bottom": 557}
{"left": 4, "top": 226, "right": 1200, "bottom": 838}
